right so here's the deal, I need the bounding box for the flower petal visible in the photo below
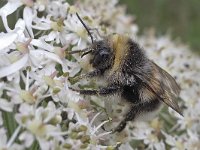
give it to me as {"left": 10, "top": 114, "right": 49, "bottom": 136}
{"left": 0, "top": 98, "right": 14, "bottom": 112}
{"left": 0, "top": 54, "right": 28, "bottom": 78}
{"left": 19, "top": 131, "right": 34, "bottom": 148}
{"left": 23, "top": 7, "right": 34, "bottom": 38}
{"left": 0, "top": 1, "right": 22, "bottom": 16}
{"left": 30, "top": 50, "right": 63, "bottom": 64}
{"left": 31, "top": 39, "right": 54, "bottom": 52}
{"left": 15, "top": 19, "right": 26, "bottom": 34}
{"left": 0, "top": 32, "right": 18, "bottom": 51}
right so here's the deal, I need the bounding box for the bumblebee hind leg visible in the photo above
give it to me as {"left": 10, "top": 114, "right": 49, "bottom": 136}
{"left": 112, "top": 99, "right": 161, "bottom": 133}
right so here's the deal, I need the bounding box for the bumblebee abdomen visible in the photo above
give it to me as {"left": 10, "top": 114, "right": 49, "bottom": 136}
{"left": 122, "top": 85, "right": 161, "bottom": 109}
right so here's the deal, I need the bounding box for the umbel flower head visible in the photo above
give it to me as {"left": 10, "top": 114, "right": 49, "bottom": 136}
{"left": 0, "top": 0, "right": 199, "bottom": 149}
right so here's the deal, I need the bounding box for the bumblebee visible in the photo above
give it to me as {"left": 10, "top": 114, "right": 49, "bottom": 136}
{"left": 70, "top": 13, "right": 182, "bottom": 132}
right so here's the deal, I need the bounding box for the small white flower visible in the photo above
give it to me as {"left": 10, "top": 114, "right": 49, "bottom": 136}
{"left": 19, "top": 131, "right": 34, "bottom": 148}
{"left": 64, "top": 14, "right": 89, "bottom": 48}
{"left": 33, "top": 0, "right": 49, "bottom": 11}
{"left": 162, "top": 131, "right": 185, "bottom": 150}
{"left": 46, "top": 1, "right": 69, "bottom": 18}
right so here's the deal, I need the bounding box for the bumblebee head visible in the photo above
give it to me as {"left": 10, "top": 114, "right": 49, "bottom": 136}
{"left": 73, "top": 13, "right": 113, "bottom": 71}
{"left": 88, "top": 40, "right": 113, "bottom": 70}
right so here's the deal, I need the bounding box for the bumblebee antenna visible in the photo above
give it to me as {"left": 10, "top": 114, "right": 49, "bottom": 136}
{"left": 76, "top": 13, "right": 94, "bottom": 43}
{"left": 81, "top": 50, "right": 92, "bottom": 58}
{"left": 68, "top": 48, "right": 88, "bottom": 54}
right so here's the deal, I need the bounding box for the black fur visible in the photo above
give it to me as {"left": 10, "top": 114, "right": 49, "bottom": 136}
{"left": 90, "top": 40, "right": 114, "bottom": 72}
{"left": 121, "top": 85, "right": 140, "bottom": 104}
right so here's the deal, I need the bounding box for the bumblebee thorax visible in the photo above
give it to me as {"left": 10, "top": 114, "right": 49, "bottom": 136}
{"left": 108, "top": 34, "right": 131, "bottom": 72}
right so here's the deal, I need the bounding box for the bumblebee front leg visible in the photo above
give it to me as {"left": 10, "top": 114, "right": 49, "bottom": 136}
{"left": 113, "top": 100, "right": 160, "bottom": 133}
{"left": 75, "top": 69, "right": 102, "bottom": 80}
{"left": 71, "top": 86, "right": 120, "bottom": 96}
{"left": 84, "top": 69, "right": 102, "bottom": 78}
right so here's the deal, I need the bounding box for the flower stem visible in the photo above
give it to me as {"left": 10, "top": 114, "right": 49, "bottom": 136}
{"left": 2, "top": 111, "right": 18, "bottom": 138}
{"left": 7, "top": 126, "right": 21, "bottom": 148}
{"left": 30, "top": 140, "right": 39, "bottom": 150}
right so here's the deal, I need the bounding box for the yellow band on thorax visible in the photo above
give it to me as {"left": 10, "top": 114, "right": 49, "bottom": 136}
{"left": 110, "top": 34, "right": 130, "bottom": 72}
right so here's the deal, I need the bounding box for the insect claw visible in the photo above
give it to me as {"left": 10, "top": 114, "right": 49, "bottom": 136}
{"left": 101, "top": 124, "right": 109, "bottom": 132}
{"left": 101, "top": 127, "right": 115, "bottom": 134}
{"left": 111, "top": 129, "right": 116, "bottom": 134}
{"left": 69, "top": 87, "right": 79, "bottom": 92}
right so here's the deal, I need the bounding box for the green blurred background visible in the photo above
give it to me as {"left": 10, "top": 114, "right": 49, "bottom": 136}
{"left": 0, "top": 0, "right": 199, "bottom": 53}
{"left": 120, "top": 0, "right": 200, "bottom": 53}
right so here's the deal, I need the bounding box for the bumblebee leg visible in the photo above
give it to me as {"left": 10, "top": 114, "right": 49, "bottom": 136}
{"left": 85, "top": 69, "right": 102, "bottom": 78}
{"left": 70, "top": 86, "right": 119, "bottom": 96}
{"left": 112, "top": 120, "right": 127, "bottom": 133}
{"left": 112, "top": 107, "right": 137, "bottom": 133}
{"left": 113, "top": 100, "right": 160, "bottom": 133}
{"left": 75, "top": 69, "right": 102, "bottom": 80}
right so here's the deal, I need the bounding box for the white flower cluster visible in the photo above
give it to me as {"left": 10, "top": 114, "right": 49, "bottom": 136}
{"left": 0, "top": 0, "right": 199, "bottom": 149}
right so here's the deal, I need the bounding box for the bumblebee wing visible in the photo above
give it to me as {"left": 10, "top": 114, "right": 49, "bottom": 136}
{"left": 135, "top": 62, "right": 182, "bottom": 116}
{"left": 152, "top": 62, "right": 180, "bottom": 96}
{"left": 160, "top": 86, "right": 183, "bottom": 116}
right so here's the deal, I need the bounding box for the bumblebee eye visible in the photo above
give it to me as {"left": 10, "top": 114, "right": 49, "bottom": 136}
{"left": 92, "top": 51, "right": 109, "bottom": 67}
{"left": 100, "top": 51, "right": 109, "bottom": 59}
